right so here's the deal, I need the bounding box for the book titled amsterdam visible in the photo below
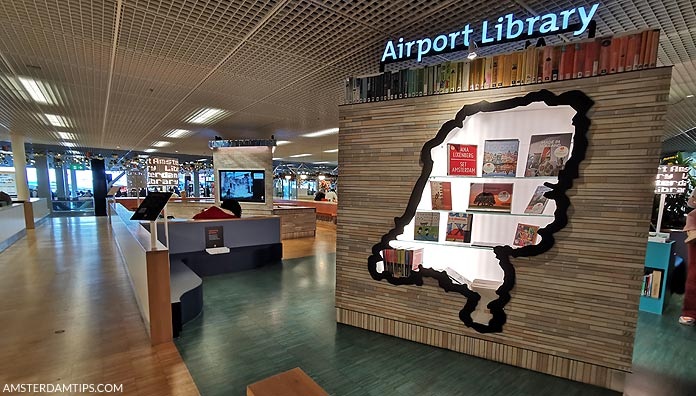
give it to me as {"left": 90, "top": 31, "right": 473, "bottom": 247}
{"left": 414, "top": 211, "right": 440, "bottom": 242}
{"left": 468, "top": 183, "right": 513, "bottom": 212}
{"left": 524, "top": 185, "right": 553, "bottom": 214}
{"left": 430, "top": 181, "right": 452, "bottom": 210}
{"left": 446, "top": 212, "right": 473, "bottom": 243}
{"left": 448, "top": 144, "right": 477, "bottom": 176}
{"left": 513, "top": 223, "right": 540, "bottom": 247}
{"left": 524, "top": 133, "right": 572, "bottom": 177}
{"left": 482, "top": 139, "right": 519, "bottom": 177}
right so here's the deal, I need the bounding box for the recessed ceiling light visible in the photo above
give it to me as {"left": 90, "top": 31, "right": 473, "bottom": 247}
{"left": 323, "top": 148, "right": 339, "bottom": 153}
{"left": 314, "top": 161, "right": 330, "bottom": 164}
{"left": 302, "top": 128, "right": 339, "bottom": 138}
{"left": 144, "top": 148, "right": 157, "bottom": 153}
{"left": 687, "top": 94, "right": 695, "bottom": 98}
{"left": 272, "top": 157, "right": 282, "bottom": 160}
{"left": 116, "top": 146, "right": 121, "bottom": 149}
{"left": 175, "top": 150, "right": 179, "bottom": 153}
{"left": 289, "top": 153, "right": 312, "bottom": 158}
{"left": 276, "top": 140, "right": 291, "bottom": 145}
{"left": 196, "top": 158, "right": 207, "bottom": 162}
{"left": 151, "top": 141, "right": 172, "bottom": 147}
{"left": 44, "top": 114, "right": 69, "bottom": 127}
{"left": 56, "top": 132, "right": 76, "bottom": 140}
{"left": 19, "top": 77, "right": 54, "bottom": 104}
{"left": 62, "top": 142, "right": 77, "bottom": 147}
{"left": 163, "top": 129, "right": 195, "bottom": 138}
{"left": 186, "top": 108, "right": 226, "bottom": 125}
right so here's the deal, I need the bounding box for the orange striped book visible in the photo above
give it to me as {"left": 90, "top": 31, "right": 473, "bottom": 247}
{"left": 503, "top": 53, "right": 513, "bottom": 86}
{"left": 625, "top": 34, "right": 638, "bottom": 72}
{"left": 609, "top": 37, "right": 620, "bottom": 73}
{"left": 598, "top": 37, "right": 612, "bottom": 75}
{"left": 648, "top": 29, "right": 660, "bottom": 68}
{"left": 618, "top": 36, "right": 629, "bottom": 72}
{"left": 638, "top": 30, "right": 649, "bottom": 70}
{"left": 573, "top": 43, "right": 585, "bottom": 78}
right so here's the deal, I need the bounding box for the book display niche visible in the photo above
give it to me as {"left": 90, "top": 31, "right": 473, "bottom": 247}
{"left": 369, "top": 90, "right": 592, "bottom": 333}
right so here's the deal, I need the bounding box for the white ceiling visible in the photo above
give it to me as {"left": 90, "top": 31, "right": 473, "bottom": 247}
{"left": 0, "top": 0, "right": 694, "bottom": 161}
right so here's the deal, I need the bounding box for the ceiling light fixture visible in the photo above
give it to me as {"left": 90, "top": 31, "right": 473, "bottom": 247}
{"left": 318, "top": 175, "right": 326, "bottom": 180}
{"left": 276, "top": 140, "right": 291, "bottom": 145}
{"left": 151, "top": 141, "right": 172, "bottom": 147}
{"left": 687, "top": 94, "right": 695, "bottom": 98}
{"left": 186, "top": 108, "right": 226, "bottom": 124}
{"left": 272, "top": 157, "right": 282, "bottom": 160}
{"left": 163, "top": 129, "right": 195, "bottom": 138}
{"left": 284, "top": 175, "right": 292, "bottom": 180}
{"left": 44, "top": 114, "right": 69, "bottom": 127}
{"left": 302, "top": 128, "right": 339, "bottom": 138}
{"left": 313, "top": 161, "right": 330, "bottom": 164}
{"left": 19, "top": 77, "right": 53, "bottom": 104}
{"left": 144, "top": 148, "right": 157, "bottom": 153}
{"left": 56, "top": 132, "right": 76, "bottom": 140}
{"left": 289, "top": 153, "right": 312, "bottom": 158}
{"left": 300, "top": 174, "right": 308, "bottom": 179}
{"left": 62, "top": 142, "right": 77, "bottom": 148}
{"left": 323, "top": 148, "right": 339, "bottom": 153}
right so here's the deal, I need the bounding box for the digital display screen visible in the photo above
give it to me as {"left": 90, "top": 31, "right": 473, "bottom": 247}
{"left": 218, "top": 170, "right": 265, "bottom": 203}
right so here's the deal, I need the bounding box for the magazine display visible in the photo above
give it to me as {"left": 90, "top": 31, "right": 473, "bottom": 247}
{"left": 482, "top": 139, "right": 519, "bottom": 177}
{"left": 414, "top": 211, "right": 440, "bottom": 242}
{"left": 468, "top": 183, "right": 513, "bottom": 212}
{"left": 524, "top": 133, "right": 572, "bottom": 177}
{"left": 525, "top": 185, "right": 553, "bottom": 214}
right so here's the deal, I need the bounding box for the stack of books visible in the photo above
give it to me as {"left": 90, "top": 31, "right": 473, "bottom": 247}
{"left": 345, "top": 29, "right": 660, "bottom": 104}
{"left": 642, "top": 269, "right": 663, "bottom": 299}
{"left": 381, "top": 247, "right": 424, "bottom": 277}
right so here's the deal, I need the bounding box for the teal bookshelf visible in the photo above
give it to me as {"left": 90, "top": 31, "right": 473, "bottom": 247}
{"left": 639, "top": 240, "right": 674, "bottom": 315}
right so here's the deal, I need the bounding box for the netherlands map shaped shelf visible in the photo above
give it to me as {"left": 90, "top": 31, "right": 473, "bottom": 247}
{"left": 367, "top": 89, "right": 593, "bottom": 333}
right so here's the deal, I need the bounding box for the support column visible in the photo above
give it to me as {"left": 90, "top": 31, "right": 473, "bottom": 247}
{"left": 91, "top": 159, "right": 107, "bottom": 216}
{"left": 55, "top": 162, "right": 66, "bottom": 198}
{"left": 34, "top": 155, "right": 51, "bottom": 200}
{"left": 70, "top": 169, "right": 78, "bottom": 197}
{"left": 193, "top": 171, "right": 200, "bottom": 197}
{"left": 10, "top": 133, "right": 29, "bottom": 201}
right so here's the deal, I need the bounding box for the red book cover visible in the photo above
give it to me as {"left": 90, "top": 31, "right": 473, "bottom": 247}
{"left": 542, "top": 46, "right": 552, "bottom": 82}
{"left": 632, "top": 32, "right": 643, "bottom": 70}
{"left": 639, "top": 30, "right": 650, "bottom": 69}
{"left": 552, "top": 46, "right": 561, "bottom": 81}
{"left": 618, "top": 36, "right": 629, "bottom": 72}
{"left": 598, "top": 37, "right": 612, "bottom": 75}
{"left": 448, "top": 144, "right": 477, "bottom": 176}
{"left": 558, "top": 45, "right": 567, "bottom": 80}
{"left": 625, "top": 34, "right": 638, "bottom": 72}
{"left": 648, "top": 29, "right": 660, "bottom": 68}
{"left": 584, "top": 40, "right": 599, "bottom": 76}
{"left": 609, "top": 37, "right": 620, "bottom": 73}
{"left": 573, "top": 43, "right": 585, "bottom": 78}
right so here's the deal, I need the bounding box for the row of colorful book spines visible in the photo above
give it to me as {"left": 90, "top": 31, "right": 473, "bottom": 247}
{"left": 381, "top": 248, "right": 423, "bottom": 268}
{"left": 344, "top": 29, "right": 660, "bottom": 103}
{"left": 641, "top": 270, "right": 662, "bottom": 298}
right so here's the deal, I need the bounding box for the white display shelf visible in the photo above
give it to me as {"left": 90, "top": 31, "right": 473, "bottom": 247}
{"left": 418, "top": 209, "right": 554, "bottom": 218}
{"left": 392, "top": 238, "right": 495, "bottom": 250}
{"left": 428, "top": 175, "right": 558, "bottom": 180}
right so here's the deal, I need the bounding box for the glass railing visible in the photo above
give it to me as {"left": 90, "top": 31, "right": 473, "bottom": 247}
{"left": 51, "top": 199, "right": 95, "bottom": 213}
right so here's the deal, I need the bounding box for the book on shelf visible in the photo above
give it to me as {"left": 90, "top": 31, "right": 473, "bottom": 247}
{"left": 448, "top": 144, "right": 477, "bottom": 176}
{"left": 445, "top": 212, "right": 473, "bottom": 243}
{"left": 414, "top": 211, "right": 440, "bottom": 242}
{"left": 524, "top": 133, "right": 573, "bottom": 177}
{"left": 525, "top": 185, "right": 553, "bottom": 214}
{"left": 471, "top": 241, "right": 500, "bottom": 248}
{"left": 642, "top": 268, "right": 663, "bottom": 298}
{"left": 345, "top": 29, "right": 660, "bottom": 104}
{"left": 381, "top": 247, "right": 424, "bottom": 277}
{"left": 445, "top": 266, "right": 471, "bottom": 285}
{"left": 482, "top": 139, "right": 519, "bottom": 177}
{"left": 468, "top": 183, "right": 513, "bottom": 212}
{"left": 430, "top": 181, "right": 452, "bottom": 210}
{"left": 513, "top": 223, "right": 540, "bottom": 247}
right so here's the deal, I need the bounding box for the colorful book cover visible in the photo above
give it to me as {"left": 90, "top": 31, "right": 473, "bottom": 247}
{"left": 524, "top": 133, "right": 572, "bottom": 177}
{"left": 446, "top": 212, "right": 473, "bottom": 243}
{"left": 483, "top": 139, "right": 519, "bottom": 177}
{"left": 468, "top": 183, "right": 513, "bottom": 212}
{"left": 514, "top": 223, "right": 539, "bottom": 247}
{"left": 430, "top": 181, "right": 452, "bottom": 210}
{"left": 448, "top": 144, "right": 477, "bottom": 176}
{"left": 414, "top": 211, "right": 440, "bottom": 242}
{"left": 525, "top": 186, "right": 553, "bottom": 214}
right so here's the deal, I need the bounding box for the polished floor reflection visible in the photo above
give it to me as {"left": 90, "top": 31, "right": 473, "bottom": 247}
{"left": 0, "top": 217, "right": 198, "bottom": 396}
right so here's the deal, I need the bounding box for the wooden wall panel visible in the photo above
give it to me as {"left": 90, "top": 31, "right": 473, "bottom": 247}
{"left": 335, "top": 68, "right": 672, "bottom": 392}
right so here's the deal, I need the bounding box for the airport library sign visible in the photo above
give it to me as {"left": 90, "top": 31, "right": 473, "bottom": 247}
{"left": 381, "top": 3, "right": 599, "bottom": 63}
{"left": 147, "top": 157, "right": 180, "bottom": 188}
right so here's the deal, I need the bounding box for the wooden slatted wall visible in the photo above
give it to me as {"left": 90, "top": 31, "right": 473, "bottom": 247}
{"left": 335, "top": 67, "right": 672, "bottom": 392}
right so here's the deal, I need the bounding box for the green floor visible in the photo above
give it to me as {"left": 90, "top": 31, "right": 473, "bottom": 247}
{"left": 175, "top": 253, "right": 695, "bottom": 396}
